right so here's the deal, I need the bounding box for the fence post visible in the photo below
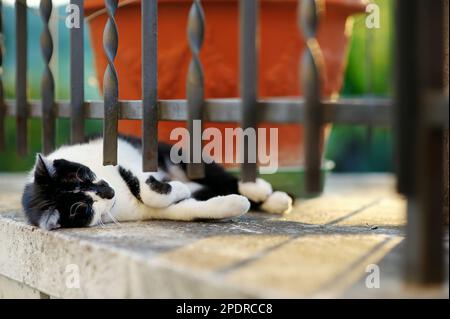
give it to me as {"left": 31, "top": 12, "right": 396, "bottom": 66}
{"left": 142, "top": 0, "right": 158, "bottom": 172}
{"left": 103, "top": 0, "right": 119, "bottom": 166}
{"left": 442, "top": 0, "right": 449, "bottom": 226}
{"left": 240, "top": 0, "right": 258, "bottom": 182}
{"left": 16, "top": 0, "right": 28, "bottom": 156}
{"left": 40, "top": 0, "right": 56, "bottom": 155}
{"left": 70, "top": 0, "right": 85, "bottom": 144}
{"left": 299, "top": 0, "right": 325, "bottom": 194}
{"left": 396, "top": 0, "right": 445, "bottom": 285}
{"left": 186, "top": 0, "right": 205, "bottom": 179}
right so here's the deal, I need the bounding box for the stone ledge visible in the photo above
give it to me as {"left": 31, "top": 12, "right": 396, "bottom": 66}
{"left": 0, "top": 174, "right": 448, "bottom": 298}
{"left": 0, "top": 213, "right": 268, "bottom": 298}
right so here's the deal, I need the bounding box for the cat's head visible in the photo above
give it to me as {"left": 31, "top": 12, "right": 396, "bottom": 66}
{"left": 22, "top": 154, "right": 116, "bottom": 230}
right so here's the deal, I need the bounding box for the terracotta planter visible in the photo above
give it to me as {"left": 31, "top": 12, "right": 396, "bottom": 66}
{"left": 85, "top": 0, "right": 364, "bottom": 168}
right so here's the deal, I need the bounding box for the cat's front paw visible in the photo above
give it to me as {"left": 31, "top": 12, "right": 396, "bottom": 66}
{"left": 168, "top": 181, "right": 191, "bottom": 203}
{"left": 207, "top": 195, "right": 251, "bottom": 219}
{"left": 260, "top": 191, "right": 293, "bottom": 214}
{"left": 142, "top": 177, "right": 191, "bottom": 208}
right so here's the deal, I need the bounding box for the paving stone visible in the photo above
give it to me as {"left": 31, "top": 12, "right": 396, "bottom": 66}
{"left": 0, "top": 174, "right": 447, "bottom": 298}
{"left": 0, "top": 274, "right": 49, "bottom": 299}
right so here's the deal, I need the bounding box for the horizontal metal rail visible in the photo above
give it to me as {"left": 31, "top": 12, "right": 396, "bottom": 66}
{"left": 4, "top": 98, "right": 448, "bottom": 128}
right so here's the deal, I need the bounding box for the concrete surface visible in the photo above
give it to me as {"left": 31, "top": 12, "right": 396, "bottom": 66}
{"left": 0, "top": 275, "right": 49, "bottom": 299}
{"left": 0, "top": 173, "right": 448, "bottom": 299}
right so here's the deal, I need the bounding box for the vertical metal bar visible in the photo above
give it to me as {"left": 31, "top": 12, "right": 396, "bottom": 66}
{"left": 16, "top": 0, "right": 28, "bottom": 156}
{"left": 0, "top": 0, "right": 5, "bottom": 151}
{"left": 70, "top": 0, "right": 85, "bottom": 144}
{"left": 414, "top": 0, "right": 445, "bottom": 285}
{"left": 141, "top": 0, "right": 158, "bottom": 172}
{"left": 240, "top": 0, "right": 258, "bottom": 182}
{"left": 398, "top": 0, "right": 445, "bottom": 285}
{"left": 394, "top": 0, "right": 418, "bottom": 196}
{"left": 186, "top": 0, "right": 205, "bottom": 179}
{"left": 443, "top": 0, "right": 449, "bottom": 226}
{"left": 299, "top": 0, "right": 325, "bottom": 194}
{"left": 364, "top": 22, "right": 375, "bottom": 155}
{"left": 40, "top": 0, "right": 55, "bottom": 155}
{"left": 103, "top": 0, "right": 119, "bottom": 166}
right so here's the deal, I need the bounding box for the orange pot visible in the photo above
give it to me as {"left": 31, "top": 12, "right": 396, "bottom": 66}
{"left": 85, "top": 0, "right": 365, "bottom": 168}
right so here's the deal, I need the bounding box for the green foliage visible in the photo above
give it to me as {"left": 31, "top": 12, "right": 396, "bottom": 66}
{"left": 326, "top": 0, "right": 395, "bottom": 172}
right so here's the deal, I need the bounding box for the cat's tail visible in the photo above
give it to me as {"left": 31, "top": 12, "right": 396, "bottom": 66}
{"left": 151, "top": 195, "right": 250, "bottom": 221}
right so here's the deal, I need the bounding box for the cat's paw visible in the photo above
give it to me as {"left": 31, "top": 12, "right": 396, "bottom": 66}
{"left": 260, "top": 191, "right": 293, "bottom": 214}
{"left": 238, "top": 178, "right": 273, "bottom": 203}
{"left": 169, "top": 181, "right": 192, "bottom": 203}
{"left": 208, "top": 195, "right": 251, "bottom": 219}
{"left": 142, "top": 177, "right": 191, "bottom": 208}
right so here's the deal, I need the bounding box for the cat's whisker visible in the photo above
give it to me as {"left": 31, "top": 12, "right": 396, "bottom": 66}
{"left": 98, "top": 218, "right": 106, "bottom": 228}
{"left": 107, "top": 210, "right": 121, "bottom": 226}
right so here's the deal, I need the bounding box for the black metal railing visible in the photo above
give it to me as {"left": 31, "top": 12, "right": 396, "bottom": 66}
{"left": 0, "top": 0, "right": 448, "bottom": 286}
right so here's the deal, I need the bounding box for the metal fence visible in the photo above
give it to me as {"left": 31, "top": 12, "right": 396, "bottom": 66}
{"left": 0, "top": 0, "right": 448, "bottom": 286}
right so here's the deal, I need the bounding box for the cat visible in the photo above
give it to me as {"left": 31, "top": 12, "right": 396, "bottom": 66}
{"left": 22, "top": 135, "right": 293, "bottom": 230}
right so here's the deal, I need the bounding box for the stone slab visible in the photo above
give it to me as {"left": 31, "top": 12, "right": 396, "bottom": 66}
{"left": 0, "top": 174, "right": 447, "bottom": 298}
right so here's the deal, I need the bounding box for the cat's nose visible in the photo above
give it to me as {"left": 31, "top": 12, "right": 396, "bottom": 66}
{"left": 96, "top": 180, "right": 115, "bottom": 200}
{"left": 103, "top": 188, "right": 115, "bottom": 200}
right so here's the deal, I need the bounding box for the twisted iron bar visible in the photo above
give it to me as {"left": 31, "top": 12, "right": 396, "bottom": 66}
{"left": 16, "top": 0, "right": 28, "bottom": 156}
{"left": 0, "top": 1, "right": 5, "bottom": 151}
{"left": 40, "top": 0, "right": 55, "bottom": 154}
{"left": 16, "top": 0, "right": 138, "bottom": 23}
{"left": 240, "top": 0, "right": 258, "bottom": 182}
{"left": 103, "top": 0, "right": 119, "bottom": 166}
{"left": 186, "top": 0, "right": 205, "bottom": 179}
{"left": 299, "top": 0, "right": 325, "bottom": 194}
{"left": 70, "top": 0, "right": 85, "bottom": 145}
{"left": 141, "top": 0, "right": 158, "bottom": 172}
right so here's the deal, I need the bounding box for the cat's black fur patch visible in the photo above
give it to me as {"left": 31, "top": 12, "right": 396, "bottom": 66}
{"left": 179, "top": 160, "right": 239, "bottom": 199}
{"left": 116, "top": 134, "right": 243, "bottom": 202}
{"left": 53, "top": 159, "right": 97, "bottom": 184}
{"left": 22, "top": 157, "right": 99, "bottom": 229}
{"left": 118, "top": 166, "right": 142, "bottom": 202}
{"left": 85, "top": 134, "right": 174, "bottom": 172}
{"left": 146, "top": 176, "right": 172, "bottom": 195}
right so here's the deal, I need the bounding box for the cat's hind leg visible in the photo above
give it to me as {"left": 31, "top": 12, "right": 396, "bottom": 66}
{"left": 151, "top": 195, "right": 250, "bottom": 221}
{"left": 259, "top": 191, "right": 293, "bottom": 214}
{"left": 238, "top": 178, "right": 293, "bottom": 214}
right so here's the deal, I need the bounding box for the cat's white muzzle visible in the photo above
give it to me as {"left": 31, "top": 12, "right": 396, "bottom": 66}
{"left": 86, "top": 191, "right": 116, "bottom": 227}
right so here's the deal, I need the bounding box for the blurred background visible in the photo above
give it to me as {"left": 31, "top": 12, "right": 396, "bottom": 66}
{"left": 0, "top": 0, "right": 394, "bottom": 173}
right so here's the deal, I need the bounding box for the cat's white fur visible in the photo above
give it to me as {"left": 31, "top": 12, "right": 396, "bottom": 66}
{"left": 31, "top": 138, "right": 292, "bottom": 228}
{"left": 238, "top": 178, "right": 273, "bottom": 203}
{"left": 32, "top": 139, "right": 249, "bottom": 226}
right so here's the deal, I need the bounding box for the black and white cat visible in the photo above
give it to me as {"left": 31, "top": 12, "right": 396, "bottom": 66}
{"left": 22, "top": 135, "right": 293, "bottom": 230}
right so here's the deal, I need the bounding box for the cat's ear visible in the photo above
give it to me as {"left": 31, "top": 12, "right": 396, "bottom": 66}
{"left": 34, "top": 154, "right": 54, "bottom": 184}
{"left": 39, "top": 209, "right": 60, "bottom": 231}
